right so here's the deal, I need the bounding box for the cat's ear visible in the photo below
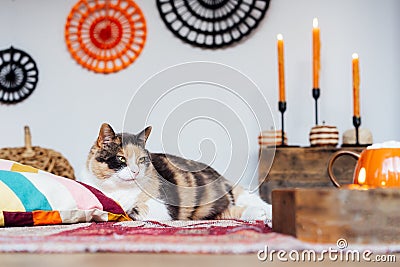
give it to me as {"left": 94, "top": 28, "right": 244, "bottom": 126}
{"left": 97, "top": 123, "right": 116, "bottom": 147}
{"left": 137, "top": 126, "right": 152, "bottom": 144}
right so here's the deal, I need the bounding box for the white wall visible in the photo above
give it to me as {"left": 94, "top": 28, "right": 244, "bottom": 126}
{"left": 0, "top": 0, "right": 399, "bottom": 188}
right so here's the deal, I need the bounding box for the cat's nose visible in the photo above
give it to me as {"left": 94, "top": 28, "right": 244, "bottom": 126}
{"left": 128, "top": 162, "right": 140, "bottom": 177}
{"left": 130, "top": 166, "right": 139, "bottom": 176}
{"left": 129, "top": 169, "right": 139, "bottom": 179}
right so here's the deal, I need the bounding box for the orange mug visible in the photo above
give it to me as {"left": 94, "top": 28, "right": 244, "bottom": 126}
{"left": 328, "top": 148, "right": 400, "bottom": 188}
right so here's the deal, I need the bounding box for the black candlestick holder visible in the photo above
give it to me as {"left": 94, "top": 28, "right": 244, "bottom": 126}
{"left": 312, "top": 88, "right": 320, "bottom": 125}
{"left": 278, "top": 101, "right": 287, "bottom": 147}
{"left": 353, "top": 116, "right": 361, "bottom": 146}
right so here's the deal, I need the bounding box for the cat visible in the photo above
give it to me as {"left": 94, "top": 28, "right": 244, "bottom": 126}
{"left": 80, "top": 123, "right": 272, "bottom": 223}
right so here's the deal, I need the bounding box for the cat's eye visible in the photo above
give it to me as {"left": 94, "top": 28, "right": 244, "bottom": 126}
{"left": 117, "top": 156, "right": 126, "bottom": 163}
{"left": 138, "top": 157, "right": 147, "bottom": 164}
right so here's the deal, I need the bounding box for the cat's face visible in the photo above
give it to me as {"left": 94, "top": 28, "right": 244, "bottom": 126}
{"left": 87, "top": 123, "right": 153, "bottom": 183}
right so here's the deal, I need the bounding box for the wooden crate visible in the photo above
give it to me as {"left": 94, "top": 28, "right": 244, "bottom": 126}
{"left": 258, "top": 146, "right": 366, "bottom": 203}
{"left": 272, "top": 188, "right": 400, "bottom": 244}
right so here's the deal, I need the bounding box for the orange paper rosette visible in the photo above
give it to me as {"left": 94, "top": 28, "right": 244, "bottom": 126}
{"left": 65, "top": 0, "right": 147, "bottom": 74}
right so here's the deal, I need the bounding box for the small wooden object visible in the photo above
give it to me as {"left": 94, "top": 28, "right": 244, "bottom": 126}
{"left": 0, "top": 126, "right": 75, "bottom": 179}
{"left": 272, "top": 188, "right": 400, "bottom": 244}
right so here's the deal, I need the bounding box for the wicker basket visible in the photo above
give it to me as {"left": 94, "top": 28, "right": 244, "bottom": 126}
{"left": 0, "top": 126, "right": 75, "bottom": 179}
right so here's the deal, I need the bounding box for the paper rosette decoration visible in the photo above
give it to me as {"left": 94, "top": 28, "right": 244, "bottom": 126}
{"left": 65, "top": 0, "right": 147, "bottom": 74}
{"left": 156, "top": 0, "right": 270, "bottom": 48}
{"left": 0, "top": 46, "right": 39, "bottom": 104}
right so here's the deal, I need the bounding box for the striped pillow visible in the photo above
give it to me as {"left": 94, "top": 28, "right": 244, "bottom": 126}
{"left": 0, "top": 159, "right": 131, "bottom": 227}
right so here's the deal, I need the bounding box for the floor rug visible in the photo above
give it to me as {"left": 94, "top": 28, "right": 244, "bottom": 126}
{"left": 1, "top": 220, "right": 400, "bottom": 254}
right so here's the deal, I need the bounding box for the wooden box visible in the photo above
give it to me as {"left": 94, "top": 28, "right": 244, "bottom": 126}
{"left": 258, "top": 146, "right": 366, "bottom": 203}
{"left": 272, "top": 188, "right": 400, "bottom": 244}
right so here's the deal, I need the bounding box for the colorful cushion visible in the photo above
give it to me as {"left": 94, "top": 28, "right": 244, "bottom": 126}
{"left": 0, "top": 159, "right": 131, "bottom": 227}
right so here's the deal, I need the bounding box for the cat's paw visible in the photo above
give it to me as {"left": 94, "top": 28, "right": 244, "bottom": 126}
{"left": 241, "top": 205, "right": 271, "bottom": 221}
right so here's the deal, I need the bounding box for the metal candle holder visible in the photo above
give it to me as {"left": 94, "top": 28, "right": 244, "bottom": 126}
{"left": 353, "top": 116, "right": 361, "bottom": 146}
{"left": 278, "top": 101, "right": 287, "bottom": 147}
{"left": 312, "top": 88, "right": 320, "bottom": 125}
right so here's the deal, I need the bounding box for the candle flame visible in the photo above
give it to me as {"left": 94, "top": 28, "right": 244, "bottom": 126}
{"left": 277, "top": 34, "right": 283, "bottom": 40}
{"left": 352, "top": 53, "right": 359, "bottom": 59}
{"left": 313, "top": 18, "right": 319, "bottom": 28}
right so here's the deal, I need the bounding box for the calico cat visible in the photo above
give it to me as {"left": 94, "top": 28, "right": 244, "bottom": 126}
{"left": 80, "top": 123, "right": 272, "bottom": 222}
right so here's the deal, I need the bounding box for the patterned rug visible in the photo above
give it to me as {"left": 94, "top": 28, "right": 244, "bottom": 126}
{"left": 0, "top": 220, "right": 280, "bottom": 253}
{"left": 1, "top": 220, "right": 400, "bottom": 254}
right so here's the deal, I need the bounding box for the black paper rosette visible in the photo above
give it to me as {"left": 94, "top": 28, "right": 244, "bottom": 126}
{"left": 0, "top": 47, "right": 39, "bottom": 104}
{"left": 157, "top": 0, "right": 270, "bottom": 48}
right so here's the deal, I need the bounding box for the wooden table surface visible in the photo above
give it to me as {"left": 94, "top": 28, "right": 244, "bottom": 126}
{"left": 0, "top": 253, "right": 398, "bottom": 267}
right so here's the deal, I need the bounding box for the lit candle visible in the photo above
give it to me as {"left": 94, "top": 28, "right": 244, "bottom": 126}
{"left": 277, "top": 34, "right": 285, "bottom": 102}
{"left": 352, "top": 53, "right": 360, "bottom": 117}
{"left": 313, "top": 18, "right": 320, "bottom": 89}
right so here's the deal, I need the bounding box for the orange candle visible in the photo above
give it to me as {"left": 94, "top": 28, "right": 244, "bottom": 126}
{"left": 352, "top": 53, "right": 360, "bottom": 117}
{"left": 312, "top": 18, "right": 320, "bottom": 89}
{"left": 277, "top": 34, "right": 285, "bottom": 102}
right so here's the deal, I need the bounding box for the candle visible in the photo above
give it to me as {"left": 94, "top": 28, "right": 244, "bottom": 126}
{"left": 312, "top": 18, "right": 320, "bottom": 89}
{"left": 352, "top": 53, "right": 360, "bottom": 117}
{"left": 277, "top": 34, "right": 285, "bottom": 102}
